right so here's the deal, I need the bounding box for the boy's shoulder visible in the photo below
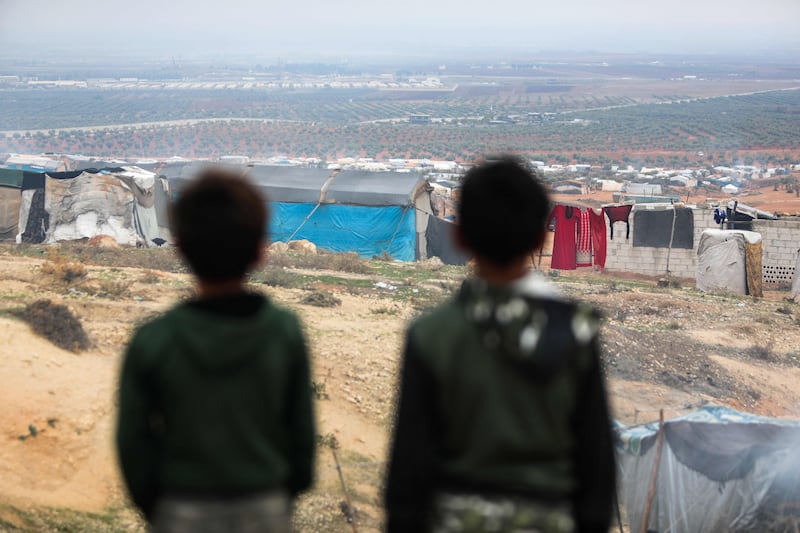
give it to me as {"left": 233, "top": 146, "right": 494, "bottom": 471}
{"left": 129, "top": 295, "right": 302, "bottom": 346}
{"left": 409, "top": 275, "right": 600, "bottom": 370}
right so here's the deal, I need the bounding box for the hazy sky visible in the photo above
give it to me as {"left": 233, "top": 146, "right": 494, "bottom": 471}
{"left": 2, "top": 0, "right": 800, "bottom": 60}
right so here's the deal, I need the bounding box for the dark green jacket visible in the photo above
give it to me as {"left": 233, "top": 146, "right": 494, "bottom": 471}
{"left": 385, "top": 275, "right": 615, "bottom": 532}
{"left": 116, "top": 293, "right": 315, "bottom": 520}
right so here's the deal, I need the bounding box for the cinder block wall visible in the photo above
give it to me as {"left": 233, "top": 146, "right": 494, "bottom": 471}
{"left": 752, "top": 219, "right": 800, "bottom": 286}
{"left": 604, "top": 207, "right": 719, "bottom": 279}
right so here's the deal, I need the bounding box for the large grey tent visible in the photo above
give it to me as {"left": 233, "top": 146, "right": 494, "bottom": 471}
{"left": 172, "top": 163, "right": 463, "bottom": 262}
{"left": 617, "top": 405, "right": 800, "bottom": 533}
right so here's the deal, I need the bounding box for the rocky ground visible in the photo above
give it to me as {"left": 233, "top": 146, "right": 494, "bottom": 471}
{"left": 1, "top": 242, "right": 799, "bottom": 532}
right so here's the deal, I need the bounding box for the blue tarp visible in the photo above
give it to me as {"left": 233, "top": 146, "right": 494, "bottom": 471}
{"left": 269, "top": 202, "right": 416, "bottom": 261}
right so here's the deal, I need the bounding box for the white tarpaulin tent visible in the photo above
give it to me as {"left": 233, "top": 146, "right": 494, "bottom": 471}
{"left": 696, "top": 229, "right": 762, "bottom": 296}
{"left": 18, "top": 167, "right": 170, "bottom": 247}
{"left": 617, "top": 405, "right": 800, "bottom": 533}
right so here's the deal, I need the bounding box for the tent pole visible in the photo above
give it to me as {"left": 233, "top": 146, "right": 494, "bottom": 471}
{"left": 665, "top": 205, "right": 677, "bottom": 282}
{"left": 641, "top": 409, "right": 665, "bottom": 533}
{"left": 615, "top": 491, "right": 625, "bottom": 533}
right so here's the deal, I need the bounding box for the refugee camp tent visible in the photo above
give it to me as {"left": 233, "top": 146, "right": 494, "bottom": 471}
{"left": 18, "top": 167, "right": 169, "bottom": 247}
{"left": 172, "top": 164, "right": 444, "bottom": 262}
{"left": 617, "top": 405, "right": 800, "bottom": 533}
{"left": 0, "top": 168, "right": 37, "bottom": 241}
{"left": 696, "top": 229, "right": 763, "bottom": 297}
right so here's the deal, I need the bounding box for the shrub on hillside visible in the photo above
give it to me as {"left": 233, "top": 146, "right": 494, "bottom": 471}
{"left": 14, "top": 299, "right": 91, "bottom": 352}
{"left": 40, "top": 257, "right": 88, "bottom": 285}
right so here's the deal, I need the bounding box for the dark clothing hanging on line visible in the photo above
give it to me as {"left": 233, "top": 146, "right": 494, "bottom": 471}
{"left": 632, "top": 208, "right": 694, "bottom": 249}
{"left": 603, "top": 205, "right": 633, "bottom": 240}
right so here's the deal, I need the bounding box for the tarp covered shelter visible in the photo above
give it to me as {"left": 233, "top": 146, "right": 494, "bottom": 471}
{"left": 617, "top": 405, "right": 800, "bottom": 533}
{"left": 172, "top": 164, "right": 443, "bottom": 262}
{"left": 18, "top": 167, "right": 170, "bottom": 247}
{"left": 696, "top": 229, "right": 763, "bottom": 297}
{"left": 0, "top": 169, "right": 40, "bottom": 241}
{"left": 793, "top": 249, "right": 800, "bottom": 301}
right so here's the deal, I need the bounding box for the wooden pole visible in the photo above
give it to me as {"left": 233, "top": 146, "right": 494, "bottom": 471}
{"left": 641, "top": 409, "right": 665, "bottom": 533}
{"left": 615, "top": 491, "right": 625, "bottom": 533}
{"left": 332, "top": 447, "right": 359, "bottom": 533}
{"left": 665, "top": 206, "right": 677, "bottom": 282}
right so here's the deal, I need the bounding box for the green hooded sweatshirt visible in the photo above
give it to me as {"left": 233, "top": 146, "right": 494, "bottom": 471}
{"left": 116, "top": 293, "right": 315, "bottom": 520}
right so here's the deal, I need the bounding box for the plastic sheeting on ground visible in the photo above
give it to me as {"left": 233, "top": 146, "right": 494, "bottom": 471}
{"left": 696, "top": 229, "right": 762, "bottom": 296}
{"left": 269, "top": 202, "right": 416, "bottom": 261}
{"left": 617, "top": 405, "right": 800, "bottom": 533}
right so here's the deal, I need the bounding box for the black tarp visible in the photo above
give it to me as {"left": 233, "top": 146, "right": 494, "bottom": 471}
{"left": 426, "top": 216, "right": 469, "bottom": 265}
{"left": 632, "top": 207, "right": 694, "bottom": 249}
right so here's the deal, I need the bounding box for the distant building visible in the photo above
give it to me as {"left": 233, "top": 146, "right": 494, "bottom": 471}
{"left": 409, "top": 114, "right": 431, "bottom": 124}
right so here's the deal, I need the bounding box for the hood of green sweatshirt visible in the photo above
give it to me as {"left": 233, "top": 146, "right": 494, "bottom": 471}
{"left": 169, "top": 301, "right": 279, "bottom": 374}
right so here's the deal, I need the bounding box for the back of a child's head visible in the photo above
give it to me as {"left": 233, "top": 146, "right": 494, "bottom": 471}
{"left": 458, "top": 156, "right": 549, "bottom": 266}
{"left": 172, "top": 168, "right": 268, "bottom": 281}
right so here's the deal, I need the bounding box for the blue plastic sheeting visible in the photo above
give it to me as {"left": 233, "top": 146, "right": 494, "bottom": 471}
{"left": 269, "top": 202, "right": 416, "bottom": 261}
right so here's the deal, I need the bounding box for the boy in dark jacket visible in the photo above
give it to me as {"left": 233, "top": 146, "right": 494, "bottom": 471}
{"left": 116, "top": 169, "right": 315, "bottom": 532}
{"left": 385, "top": 157, "right": 615, "bottom": 533}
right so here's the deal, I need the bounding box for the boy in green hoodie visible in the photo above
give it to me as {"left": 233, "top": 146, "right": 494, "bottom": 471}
{"left": 385, "top": 157, "right": 615, "bottom": 533}
{"left": 116, "top": 168, "right": 315, "bottom": 532}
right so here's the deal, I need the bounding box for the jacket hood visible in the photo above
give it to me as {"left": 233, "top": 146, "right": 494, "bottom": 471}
{"left": 169, "top": 298, "right": 277, "bottom": 374}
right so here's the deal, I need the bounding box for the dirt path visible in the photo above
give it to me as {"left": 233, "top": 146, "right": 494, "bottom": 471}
{"left": 2, "top": 247, "right": 800, "bottom": 531}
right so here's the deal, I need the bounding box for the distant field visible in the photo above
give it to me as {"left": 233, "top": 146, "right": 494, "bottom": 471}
{"left": 1, "top": 80, "right": 799, "bottom": 165}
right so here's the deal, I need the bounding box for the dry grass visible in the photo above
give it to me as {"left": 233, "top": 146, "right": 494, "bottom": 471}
{"left": 39, "top": 257, "right": 88, "bottom": 285}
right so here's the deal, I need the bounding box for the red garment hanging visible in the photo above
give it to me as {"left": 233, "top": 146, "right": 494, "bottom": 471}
{"left": 549, "top": 205, "right": 578, "bottom": 270}
{"left": 576, "top": 209, "right": 592, "bottom": 267}
{"left": 589, "top": 208, "right": 607, "bottom": 269}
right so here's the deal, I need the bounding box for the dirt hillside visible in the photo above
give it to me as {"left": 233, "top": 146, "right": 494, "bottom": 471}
{"left": 1, "top": 244, "right": 799, "bottom": 532}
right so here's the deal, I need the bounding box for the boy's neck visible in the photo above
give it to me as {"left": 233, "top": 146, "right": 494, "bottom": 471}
{"left": 197, "top": 277, "right": 248, "bottom": 298}
{"left": 473, "top": 256, "right": 530, "bottom": 285}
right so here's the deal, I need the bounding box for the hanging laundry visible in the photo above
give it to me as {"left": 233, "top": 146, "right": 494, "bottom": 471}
{"left": 604, "top": 204, "right": 633, "bottom": 240}
{"left": 576, "top": 208, "right": 592, "bottom": 267}
{"left": 713, "top": 207, "right": 727, "bottom": 225}
{"left": 589, "top": 208, "right": 607, "bottom": 269}
{"left": 549, "top": 204, "right": 578, "bottom": 270}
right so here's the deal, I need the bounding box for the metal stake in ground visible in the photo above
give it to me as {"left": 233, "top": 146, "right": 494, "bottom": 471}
{"left": 332, "top": 447, "right": 359, "bottom": 533}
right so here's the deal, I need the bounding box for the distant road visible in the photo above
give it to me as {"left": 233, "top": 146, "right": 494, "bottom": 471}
{"left": 0, "top": 117, "right": 308, "bottom": 138}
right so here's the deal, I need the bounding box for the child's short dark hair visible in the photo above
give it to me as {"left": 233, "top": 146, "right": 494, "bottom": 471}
{"left": 171, "top": 168, "right": 268, "bottom": 281}
{"left": 458, "top": 156, "right": 550, "bottom": 266}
